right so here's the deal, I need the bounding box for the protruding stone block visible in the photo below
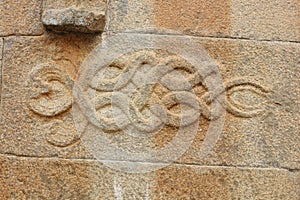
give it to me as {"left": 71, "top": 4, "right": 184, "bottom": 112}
{"left": 42, "top": 0, "right": 106, "bottom": 33}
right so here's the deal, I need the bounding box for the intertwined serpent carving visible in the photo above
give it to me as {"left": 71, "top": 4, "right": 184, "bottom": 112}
{"left": 86, "top": 49, "right": 207, "bottom": 137}
{"left": 28, "top": 50, "right": 271, "bottom": 147}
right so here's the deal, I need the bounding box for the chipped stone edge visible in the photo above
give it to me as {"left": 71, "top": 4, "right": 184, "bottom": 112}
{"left": 42, "top": 8, "right": 106, "bottom": 33}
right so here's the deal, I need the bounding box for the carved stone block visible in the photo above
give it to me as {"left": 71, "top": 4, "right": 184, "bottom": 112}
{"left": 42, "top": 0, "right": 107, "bottom": 33}
{"left": 0, "top": 33, "right": 299, "bottom": 172}
{"left": 0, "top": 1, "right": 299, "bottom": 199}
{"left": 0, "top": 34, "right": 100, "bottom": 157}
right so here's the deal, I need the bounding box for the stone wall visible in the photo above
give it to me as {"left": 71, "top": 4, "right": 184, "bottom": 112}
{"left": 0, "top": 0, "right": 299, "bottom": 199}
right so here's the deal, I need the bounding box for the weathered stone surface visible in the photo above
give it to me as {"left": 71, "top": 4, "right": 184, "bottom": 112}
{"left": 178, "top": 38, "right": 300, "bottom": 170}
{"left": 156, "top": 165, "right": 299, "bottom": 199}
{"left": 1, "top": 34, "right": 299, "bottom": 172}
{"left": 231, "top": 0, "right": 299, "bottom": 41}
{"left": 154, "top": 0, "right": 231, "bottom": 37}
{"left": 107, "top": 0, "right": 300, "bottom": 41}
{"left": 43, "top": 8, "right": 106, "bottom": 33}
{"left": 0, "top": 155, "right": 298, "bottom": 199}
{"left": 0, "top": 0, "right": 44, "bottom": 36}
{"left": 0, "top": 1, "right": 299, "bottom": 198}
{"left": 0, "top": 38, "right": 2, "bottom": 59}
{"left": 43, "top": 0, "right": 107, "bottom": 12}
{"left": 0, "top": 34, "right": 100, "bottom": 158}
{"left": 42, "top": 0, "right": 107, "bottom": 33}
{"left": 107, "top": 0, "right": 155, "bottom": 32}
{"left": 0, "top": 38, "right": 2, "bottom": 107}
{"left": 295, "top": 171, "right": 300, "bottom": 197}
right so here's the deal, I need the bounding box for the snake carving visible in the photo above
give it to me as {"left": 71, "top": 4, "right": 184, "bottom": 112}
{"left": 28, "top": 63, "right": 79, "bottom": 147}
{"left": 27, "top": 35, "right": 272, "bottom": 173}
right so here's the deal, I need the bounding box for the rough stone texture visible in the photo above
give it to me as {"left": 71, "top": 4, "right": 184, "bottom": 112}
{"left": 0, "top": 155, "right": 298, "bottom": 199}
{"left": 179, "top": 38, "right": 300, "bottom": 170}
{"left": 42, "top": 0, "right": 107, "bottom": 33}
{"left": 0, "top": 38, "right": 2, "bottom": 59}
{"left": 107, "top": 0, "right": 300, "bottom": 42}
{"left": 156, "top": 165, "right": 299, "bottom": 199}
{"left": 1, "top": 34, "right": 298, "bottom": 171}
{"left": 0, "top": 0, "right": 44, "bottom": 36}
{"left": 0, "top": 38, "right": 2, "bottom": 106}
{"left": 154, "top": 0, "right": 232, "bottom": 37}
{"left": 0, "top": 1, "right": 299, "bottom": 199}
{"left": 294, "top": 170, "right": 300, "bottom": 196}
{"left": 295, "top": 171, "right": 300, "bottom": 197}
{"left": 43, "top": 9, "right": 106, "bottom": 33}
{"left": 0, "top": 34, "right": 101, "bottom": 158}
{"left": 43, "top": 0, "right": 107, "bottom": 12}
{"left": 231, "top": 0, "right": 300, "bottom": 41}
{"left": 107, "top": 0, "right": 155, "bottom": 32}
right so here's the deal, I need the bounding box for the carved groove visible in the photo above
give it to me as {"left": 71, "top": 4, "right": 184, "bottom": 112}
{"left": 28, "top": 63, "right": 73, "bottom": 117}
{"left": 82, "top": 50, "right": 274, "bottom": 139}
{"left": 224, "top": 78, "right": 270, "bottom": 118}
{"left": 28, "top": 63, "right": 78, "bottom": 148}
{"left": 28, "top": 52, "right": 273, "bottom": 148}
{"left": 84, "top": 49, "right": 205, "bottom": 138}
{"left": 44, "top": 120, "right": 80, "bottom": 148}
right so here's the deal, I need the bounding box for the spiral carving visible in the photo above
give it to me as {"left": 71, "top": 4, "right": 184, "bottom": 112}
{"left": 28, "top": 63, "right": 78, "bottom": 147}
{"left": 28, "top": 63, "right": 73, "bottom": 117}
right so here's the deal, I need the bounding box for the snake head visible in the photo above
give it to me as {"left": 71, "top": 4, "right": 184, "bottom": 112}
{"left": 28, "top": 63, "right": 73, "bottom": 117}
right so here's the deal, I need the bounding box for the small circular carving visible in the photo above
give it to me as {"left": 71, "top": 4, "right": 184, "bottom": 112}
{"left": 28, "top": 63, "right": 73, "bottom": 117}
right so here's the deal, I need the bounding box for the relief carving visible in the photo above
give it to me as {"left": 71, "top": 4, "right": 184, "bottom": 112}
{"left": 28, "top": 63, "right": 78, "bottom": 147}
{"left": 27, "top": 51, "right": 273, "bottom": 149}
{"left": 44, "top": 119, "right": 79, "bottom": 148}
{"left": 224, "top": 78, "right": 271, "bottom": 118}
{"left": 77, "top": 49, "right": 275, "bottom": 144}
{"left": 42, "top": 0, "right": 106, "bottom": 33}
{"left": 200, "top": 77, "right": 271, "bottom": 119}
{"left": 28, "top": 63, "right": 73, "bottom": 117}
{"left": 82, "top": 49, "right": 205, "bottom": 137}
